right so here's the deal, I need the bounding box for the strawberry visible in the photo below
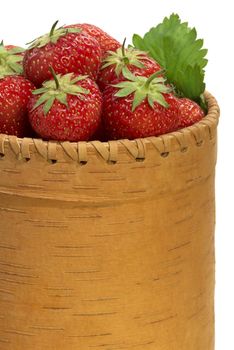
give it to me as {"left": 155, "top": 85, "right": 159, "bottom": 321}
{"left": 28, "top": 69, "right": 102, "bottom": 142}
{"left": 0, "top": 42, "right": 34, "bottom": 137}
{"left": 102, "top": 68, "right": 179, "bottom": 140}
{"left": 65, "top": 23, "right": 121, "bottom": 57}
{"left": 0, "top": 75, "right": 35, "bottom": 137}
{"left": 23, "top": 21, "right": 102, "bottom": 87}
{"left": 177, "top": 98, "right": 205, "bottom": 128}
{"left": 90, "top": 120, "right": 107, "bottom": 141}
{"left": 97, "top": 40, "right": 162, "bottom": 91}
{"left": 0, "top": 41, "right": 25, "bottom": 76}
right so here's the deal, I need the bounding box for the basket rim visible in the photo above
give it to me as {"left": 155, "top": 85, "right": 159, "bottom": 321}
{"left": 0, "top": 91, "right": 220, "bottom": 163}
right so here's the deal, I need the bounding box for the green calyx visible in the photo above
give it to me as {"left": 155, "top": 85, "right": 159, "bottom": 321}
{"left": 113, "top": 67, "right": 171, "bottom": 111}
{"left": 27, "top": 20, "right": 81, "bottom": 49}
{"left": 101, "top": 39, "right": 146, "bottom": 76}
{"left": 32, "top": 68, "right": 90, "bottom": 115}
{"left": 0, "top": 42, "right": 24, "bottom": 78}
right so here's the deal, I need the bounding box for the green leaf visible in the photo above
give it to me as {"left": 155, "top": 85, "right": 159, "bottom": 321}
{"left": 56, "top": 94, "right": 68, "bottom": 106}
{"left": 32, "top": 72, "right": 91, "bottom": 115}
{"left": 32, "top": 87, "right": 48, "bottom": 95}
{"left": 7, "top": 62, "right": 23, "bottom": 74}
{"left": 10, "top": 56, "right": 23, "bottom": 63}
{"left": 130, "top": 59, "right": 145, "bottom": 69}
{"left": 122, "top": 67, "right": 137, "bottom": 81}
{"left": 101, "top": 61, "right": 115, "bottom": 70}
{"left": 68, "top": 87, "right": 90, "bottom": 95}
{"left": 112, "top": 81, "right": 133, "bottom": 88}
{"left": 148, "top": 96, "right": 155, "bottom": 108}
{"left": 67, "top": 27, "right": 81, "bottom": 34}
{"left": 51, "top": 36, "right": 58, "bottom": 44}
{"left": 132, "top": 13, "right": 207, "bottom": 104}
{"left": 149, "top": 92, "right": 169, "bottom": 108}
{"left": 114, "top": 86, "right": 137, "bottom": 97}
{"left": 132, "top": 90, "right": 147, "bottom": 111}
{"left": 8, "top": 47, "right": 25, "bottom": 54}
{"left": 43, "top": 96, "right": 55, "bottom": 115}
{"left": 112, "top": 68, "right": 171, "bottom": 111}
{"left": 132, "top": 34, "right": 148, "bottom": 52}
{"left": 33, "top": 93, "right": 49, "bottom": 110}
{"left": 176, "top": 64, "right": 205, "bottom": 101}
{"left": 100, "top": 45, "right": 149, "bottom": 78}
{"left": 71, "top": 75, "right": 88, "bottom": 83}
{"left": 27, "top": 22, "right": 81, "bottom": 49}
{"left": 0, "top": 44, "right": 24, "bottom": 76}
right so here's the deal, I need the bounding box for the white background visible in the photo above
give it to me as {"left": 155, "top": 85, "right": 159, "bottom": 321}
{"left": 1, "top": 0, "right": 232, "bottom": 348}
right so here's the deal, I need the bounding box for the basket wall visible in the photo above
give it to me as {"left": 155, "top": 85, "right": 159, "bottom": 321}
{"left": 0, "top": 92, "right": 219, "bottom": 349}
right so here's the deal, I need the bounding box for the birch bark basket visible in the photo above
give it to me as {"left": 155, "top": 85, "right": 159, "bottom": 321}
{"left": 0, "top": 92, "right": 219, "bottom": 350}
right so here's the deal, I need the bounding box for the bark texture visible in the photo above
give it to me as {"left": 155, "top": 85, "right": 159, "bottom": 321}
{"left": 0, "top": 92, "right": 219, "bottom": 349}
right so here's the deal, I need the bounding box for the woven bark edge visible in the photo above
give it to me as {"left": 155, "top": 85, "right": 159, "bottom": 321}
{"left": 0, "top": 91, "right": 219, "bottom": 163}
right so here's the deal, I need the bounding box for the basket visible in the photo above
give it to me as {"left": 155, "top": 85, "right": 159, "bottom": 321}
{"left": 0, "top": 92, "right": 220, "bottom": 349}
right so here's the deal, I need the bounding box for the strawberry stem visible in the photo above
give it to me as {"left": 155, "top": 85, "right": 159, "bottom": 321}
{"left": 49, "top": 20, "right": 59, "bottom": 37}
{"left": 144, "top": 70, "right": 164, "bottom": 88}
{"left": 49, "top": 66, "right": 60, "bottom": 89}
{"left": 121, "top": 38, "right": 129, "bottom": 65}
{"left": 121, "top": 38, "right": 126, "bottom": 57}
{"left": 0, "top": 40, "right": 3, "bottom": 46}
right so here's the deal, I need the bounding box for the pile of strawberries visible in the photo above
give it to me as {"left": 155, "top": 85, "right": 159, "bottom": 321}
{"left": 0, "top": 22, "right": 205, "bottom": 142}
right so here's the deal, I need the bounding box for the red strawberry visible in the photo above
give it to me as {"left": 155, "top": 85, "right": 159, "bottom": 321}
{"left": 0, "top": 41, "right": 25, "bottom": 76}
{"left": 28, "top": 69, "right": 102, "bottom": 142}
{"left": 90, "top": 120, "right": 107, "bottom": 141}
{"left": 0, "top": 75, "right": 35, "bottom": 137}
{"left": 177, "top": 98, "right": 205, "bottom": 128}
{"left": 97, "top": 40, "right": 162, "bottom": 91}
{"left": 23, "top": 21, "right": 102, "bottom": 87}
{"left": 102, "top": 68, "right": 179, "bottom": 140}
{"left": 65, "top": 23, "right": 121, "bottom": 57}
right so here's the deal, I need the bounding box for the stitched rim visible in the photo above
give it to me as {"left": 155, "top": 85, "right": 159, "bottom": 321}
{"left": 0, "top": 91, "right": 220, "bottom": 163}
